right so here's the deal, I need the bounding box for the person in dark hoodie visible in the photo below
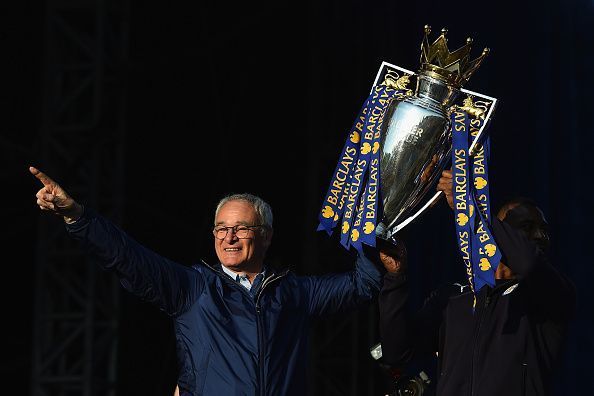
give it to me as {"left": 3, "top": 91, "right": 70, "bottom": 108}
{"left": 30, "top": 166, "right": 384, "bottom": 396}
{"left": 378, "top": 169, "right": 576, "bottom": 396}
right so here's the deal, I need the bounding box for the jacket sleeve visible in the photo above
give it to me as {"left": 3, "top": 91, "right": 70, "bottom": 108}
{"left": 301, "top": 245, "right": 384, "bottom": 317}
{"left": 379, "top": 272, "right": 449, "bottom": 367}
{"left": 492, "top": 218, "right": 576, "bottom": 321}
{"left": 65, "top": 208, "right": 203, "bottom": 316}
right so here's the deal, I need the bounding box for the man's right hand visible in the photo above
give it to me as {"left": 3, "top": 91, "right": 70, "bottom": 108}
{"left": 378, "top": 238, "right": 408, "bottom": 274}
{"left": 436, "top": 169, "right": 454, "bottom": 210}
{"left": 30, "top": 166, "right": 83, "bottom": 224}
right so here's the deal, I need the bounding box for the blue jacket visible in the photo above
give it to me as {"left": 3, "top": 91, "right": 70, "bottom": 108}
{"left": 66, "top": 209, "right": 383, "bottom": 395}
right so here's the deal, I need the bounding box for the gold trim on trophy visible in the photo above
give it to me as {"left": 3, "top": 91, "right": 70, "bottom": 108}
{"left": 420, "top": 25, "right": 489, "bottom": 88}
{"left": 456, "top": 95, "right": 487, "bottom": 119}
{"left": 383, "top": 74, "right": 411, "bottom": 90}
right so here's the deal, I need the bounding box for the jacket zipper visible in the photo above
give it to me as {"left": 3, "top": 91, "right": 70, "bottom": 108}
{"left": 254, "top": 271, "right": 288, "bottom": 396}
{"left": 469, "top": 291, "right": 490, "bottom": 396}
{"left": 256, "top": 271, "right": 289, "bottom": 309}
{"left": 200, "top": 261, "right": 289, "bottom": 395}
{"left": 522, "top": 362, "right": 527, "bottom": 395}
{"left": 200, "top": 260, "right": 254, "bottom": 299}
{"left": 468, "top": 280, "right": 518, "bottom": 395}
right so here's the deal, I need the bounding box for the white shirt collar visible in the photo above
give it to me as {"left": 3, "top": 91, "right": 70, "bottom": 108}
{"left": 221, "top": 265, "right": 264, "bottom": 291}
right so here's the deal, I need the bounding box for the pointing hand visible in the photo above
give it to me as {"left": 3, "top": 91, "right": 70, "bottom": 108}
{"left": 30, "top": 166, "right": 83, "bottom": 223}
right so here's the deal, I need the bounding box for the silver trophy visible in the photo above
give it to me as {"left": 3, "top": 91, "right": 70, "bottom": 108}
{"left": 374, "top": 26, "right": 497, "bottom": 242}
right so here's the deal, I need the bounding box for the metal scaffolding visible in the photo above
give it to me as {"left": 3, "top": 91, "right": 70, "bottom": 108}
{"left": 31, "top": 1, "right": 129, "bottom": 395}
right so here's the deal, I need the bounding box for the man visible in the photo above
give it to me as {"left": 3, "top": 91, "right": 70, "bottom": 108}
{"left": 30, "top": 166, "right": 384, "bottom": 396}
{"left": 378, "top": 169, "right": 576, "bottom": 396}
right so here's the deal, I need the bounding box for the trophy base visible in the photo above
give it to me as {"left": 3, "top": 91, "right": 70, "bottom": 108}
{"left": 375, "top": 222, "right": 400, "bottom": 247}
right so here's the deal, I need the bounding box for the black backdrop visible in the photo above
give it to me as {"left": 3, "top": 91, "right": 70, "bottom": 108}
{"left": 3, "top": 0, "right": 593, "bottom": 394}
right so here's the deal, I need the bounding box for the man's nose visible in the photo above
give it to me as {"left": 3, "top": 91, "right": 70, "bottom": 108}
{"left": 224, "top": 228, "right": 239, "bottom": 242}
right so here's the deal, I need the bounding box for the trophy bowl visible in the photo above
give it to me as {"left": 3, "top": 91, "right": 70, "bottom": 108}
{"left": 318, "top": 25, "right": 497, "bottom": 250}
{"left": 376, "top": 73, "right": 456, "bottom": 240}
{"left": 373, "top": 26, "right": 495, "bottom": 242}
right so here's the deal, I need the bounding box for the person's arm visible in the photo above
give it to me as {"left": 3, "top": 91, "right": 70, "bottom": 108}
{"left": 378, "top": 241, "right": 445, "bottom": 367}
{"left": 379, "top": 270, "right": 412, "bottom": 366}
{"left": 30, "top": 166, "right": 202, "bottom": 316}
{"left": 436, "top": 167, "right": 575, "bottom": 319}
{"left": 492, "top": 219, "right": 576, "bottom": 320}
{"left": 301, "top": 245, "right": 384, "bottom": 316}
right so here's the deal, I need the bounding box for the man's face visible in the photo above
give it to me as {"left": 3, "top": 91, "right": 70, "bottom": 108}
{"left": 497, "top": 202, "right": 550, "bottom": 251}
{"left": 214, "top": 200, "right": 271, "bottom": 273}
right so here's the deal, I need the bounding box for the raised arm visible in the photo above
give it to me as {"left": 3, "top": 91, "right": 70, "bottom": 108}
{"left": 436, "top": 167, "right": 576, "bottom": 319}
{"left": 378, "top": 239, "right": 445, "bottom": 367}
{"left": 491, "top": 218, "right": 576, "bottom": 320}
{"left": 30, "top": 166, "right": 202, "bottom": 316}
{"left": 378, "top": 238, "right": 413, "bottom": 366}
{"left": 301, "top": 245, "right": 384, "bottom": 317}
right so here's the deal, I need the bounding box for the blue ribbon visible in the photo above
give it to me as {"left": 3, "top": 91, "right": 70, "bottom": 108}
{"left": 353, "top": 89, "right": 395, "bottom": 249}
{"left": 317, "top": 99, "right": 370, "bottom": 235}
{"left": 451, "top": 110, "right": 477, "bottom": 301}
{"left": 468, "top": 119, "right": 500, "bottom": 291}
{"left": 318, "top": 84, "right": 402, "bottom": 251}
{"left": 451, "top": 110, "right": 500, "bottom": 298}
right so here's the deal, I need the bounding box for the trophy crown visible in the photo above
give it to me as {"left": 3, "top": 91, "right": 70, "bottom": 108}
{"left": 419, "top": 25, "right": 489, "bottom": 88}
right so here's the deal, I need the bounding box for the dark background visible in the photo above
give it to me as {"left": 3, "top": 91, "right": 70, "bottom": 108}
{"left": 3, "top": 0, "right": 593, "bottom": 394}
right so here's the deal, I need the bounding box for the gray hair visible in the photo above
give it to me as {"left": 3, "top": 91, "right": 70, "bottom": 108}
{"left": 214, "top": 193, "right": 273, "bottom": 229}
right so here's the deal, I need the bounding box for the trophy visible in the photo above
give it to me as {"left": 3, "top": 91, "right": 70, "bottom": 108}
{"left": 320, "top": 25, "right": 498, "bottom": 254}
{"left": 373, "top": 26, "right": 497, "bottom": 241}
{"left": 318, "top": 25, "right": 501, "bottom": 292}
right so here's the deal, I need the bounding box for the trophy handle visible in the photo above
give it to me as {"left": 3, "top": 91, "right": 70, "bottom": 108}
{"left": 461, "top": 88, "right": 498, "bottom": 156}
{"left": 387, "top": 96, "right": 497, "bottom": 238}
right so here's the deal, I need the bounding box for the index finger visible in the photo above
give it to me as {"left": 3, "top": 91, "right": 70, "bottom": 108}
{"left": 29, "top": 166, "right": 56, "bottom": 187}
{"left": 441, "top": 169, "right": 453, "bottom": 178}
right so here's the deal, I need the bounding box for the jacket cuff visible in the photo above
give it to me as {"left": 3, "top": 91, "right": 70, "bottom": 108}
{"left": 64, "top": 205, "right": 93, "bottom": 232}
{"left": 383, "top": 271, "right": 408, "bottom": 287}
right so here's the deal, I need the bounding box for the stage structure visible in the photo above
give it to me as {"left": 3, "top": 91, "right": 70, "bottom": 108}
{"left": 30, "top": 1, "right": 130, "bottom": 395}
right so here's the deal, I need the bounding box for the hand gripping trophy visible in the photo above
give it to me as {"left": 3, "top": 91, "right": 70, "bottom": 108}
{"left": 318, "top": 25, "right": 501, "bottom": 292}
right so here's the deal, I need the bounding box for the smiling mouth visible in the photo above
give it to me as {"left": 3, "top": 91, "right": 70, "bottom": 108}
{"left": 224, "top": 248, "right": 241, "bottom": 252}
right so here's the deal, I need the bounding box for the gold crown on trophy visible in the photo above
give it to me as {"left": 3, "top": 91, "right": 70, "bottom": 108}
{"left": 419, "top": 25, "right": 489, "bottom": 88}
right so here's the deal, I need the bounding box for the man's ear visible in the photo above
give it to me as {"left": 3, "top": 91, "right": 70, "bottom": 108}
{"left": 263, "top": 228, "right": 273, "bottom": 249}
